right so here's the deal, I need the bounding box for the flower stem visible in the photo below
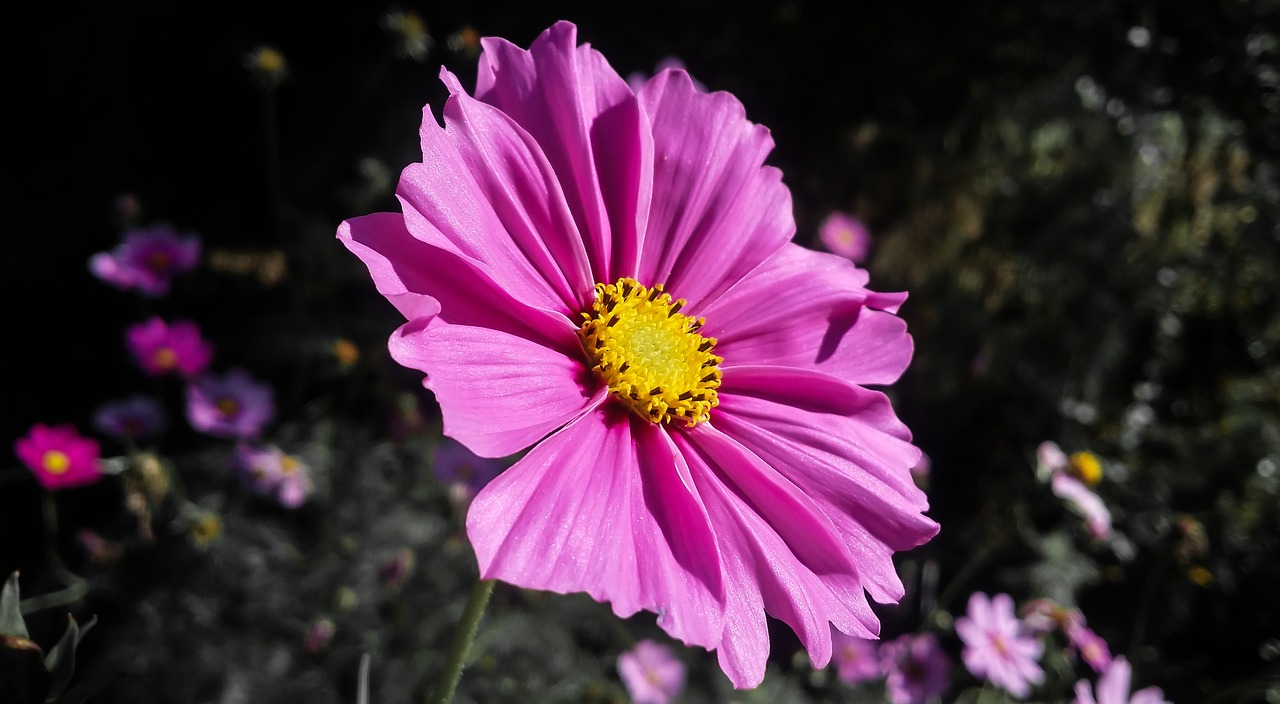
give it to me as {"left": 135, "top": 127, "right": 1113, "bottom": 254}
{"left": 427, "top": 579, "right": 495, "bottom": 704}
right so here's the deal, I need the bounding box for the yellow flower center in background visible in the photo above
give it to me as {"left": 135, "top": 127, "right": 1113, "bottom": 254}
{"left": 280, "top": 456, "right": 300, "bottom": 474}
{"left": 145, "top": 251, "right": 171, "bottom": 273}
{"left": 579, "top": 278, "right": 721, "bottom": 426}
{"left": 1069, "top": 451, "right": 1103, "bottom": 485}
{"left": 217, "top": 398, "right": 240, "bottom": 417}
{"left": 42, "top": 450, "right": 71, "bottom": 475}
{"left": 153, "top": 347, "right": 177, "bottom": 370}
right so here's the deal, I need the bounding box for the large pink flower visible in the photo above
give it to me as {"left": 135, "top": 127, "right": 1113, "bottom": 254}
{"left": 338, "top": 21, "right": 937, "bottom": 688}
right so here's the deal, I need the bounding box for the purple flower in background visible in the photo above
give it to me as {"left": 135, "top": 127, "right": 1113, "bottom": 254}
{"left": 626, "top": 56, "right": 705, "bottom": 93}
{"left": 618, "top": 640, "right": 685, "bottom": 704}
{"left": 1052, "top": 473, "right": 1112, "bottom": 539}
{"left": 831, "top": 630, "right": 881, "bottom": 685}
{"left": 338, "top": 21, "right": 936, "bottom": 688}
{"left": 819, "top": 212, "right": 872, "bottom": 264}
{"left": 187, "top": 369, "right": 274, "bottom": 439}
{"left": 433, "top": 438, "right": 504, "bottom": 504}
{"left": 126, "top": 317, "right": 214, "bottom": 378}
{"left": 1066, "top": 620, "right": 1113, "bottom": 674}
{"left": 233, "top": 443, "right": 313, "bottom": 507}
{"left": 1074, "top": 657, "right": 1169, "bottom": 704}
{"left": 956, "top": 592, "right": 1045, "bottom": 698}
{"left": 14, "top": 424, "right": 102, "bottom": 491}
{"left": 93, "top": 394, "right": 167, "bottom": 440}
{"left": 881, "top": 633, "right": 951, "bottom": 704}
{"left": 90, "top": 224, "right": 200, "bottom": 296}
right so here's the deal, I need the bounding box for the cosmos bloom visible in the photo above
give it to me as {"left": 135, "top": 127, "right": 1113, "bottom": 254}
{"left": 956, "top": 592, "right": 1045, "bottom": 698}
{"left": 818, "top": 212, "right": 872, "bottom": 263}
{"left": 14, "top": 424, "right": 102, "bottom": 491}
{"left": 618, "top": 640, "right": 685, "bottom": 704}
{"left": 89, "top": 224, "right": 200, "bottom": 296}
{"left": 338, "top": 21, "right": 936, "bottom": 687}
{"left": 831, "top": 630, "right": 881, "bottom": 685}
{"left": 232, "top": 443, "right": 313, "bottom": 507}
{"left": 433, "top": 438, "right": 504, "bottom": 505}
{"left": 881, "top": 633, "right": 951, "bottom": 704}
{"left": 187, "top": 369, "right": 275, "bottom": 439}
{"left": 93, "top": 394, "right": 167, "bottom": 440}
{"left": 1066, "top": 620, "right": 1113, "bottom": 674}
{"left": 1052, "top": 473, "right": 1112, "bottom": 540}
{"left": 126, "top": 317, "right": 214, "bottom": 378}
{"left": 1074, "top": 657, "right": 1169, "bottom": 704}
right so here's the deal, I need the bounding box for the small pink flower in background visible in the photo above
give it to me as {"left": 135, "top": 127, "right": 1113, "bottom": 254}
{"left": 126, "top": 317, "right": 214, "bottom": 378}
{"left": 338, "top": 21, "right": 936, "bottom": 688}
{"left": 618, "top": 640, "right": 685, "bottom": 704}
{"left": 304, "top": 618, "right": 336, "bottom": 653}
{"left": 380, "top": 548, "right": 416, "bottom": 590}
{"left": 626, "top": 56, "right": 705, "bottom": 93}
{"left": 956, "top": 592, "right": 1045, "bottom": 698}
{"left": 14, "top": 424, "right": 103, "bottom": 491}
{"left": 1037, "top": 440, "right": 1069, "bottom": 475}
{"left": 831, "top": 629, "right": 880, "bottom": 685}
{"left": 1074, "top": 656, "right": 1169, "bottom": 704}
{"left": 187, "top": 369, "right": 275, "bottom": 439}
{"left": 1052, "top": 473, "right": 1112, "bottom": 539}
{"left": 819, "top": 212, "right": 872, "bottom": 264}
{"left": 233, "top": 443, "right": 312, "bottom": 507}
{"left": 1066, "top": 620, "right": 1113, "bottom": 673}
{"left": 93, "top": 394, "right": 168, "bottom": 440}
{"left": 881, "top": 633, "right": 951, "bottom": 704}
{"left": 89, "top": 224, "right": 200, "bottom": 296}
{"left": 433, "top": 438, "right": 504, "bottom": 505}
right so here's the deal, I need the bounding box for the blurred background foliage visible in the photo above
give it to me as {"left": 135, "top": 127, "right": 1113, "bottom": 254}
{"left": 2, "top": 0, "right": 1278, "bottom": 702}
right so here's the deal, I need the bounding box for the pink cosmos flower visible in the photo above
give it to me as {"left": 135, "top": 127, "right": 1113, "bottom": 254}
{"left": 93, "top": 394, "right": 168, "bottom": 440}
{"left": 232, "top": 443, "right": 312, "bottom": 507}
{"left": 1052, "top": 473, "right": 1112, "bottom": 539}
{"left": 618, "top": 640, "right": 685, "bottom": 704}
{"left": 831, "top": 629, "right": 881, "bottom": 685}
{"left": 956, "top": 592, "right": 1045, "bottom": 698}
{"left": 89, "top": 224, "right": 200, "bottom": 296}
{"left": 881, "top": 633, "right": 951, "bottom": 704}
{"left": 187, "top": 369, "right": 275, "bottom": 439}
{"left": 819, "top": 212, "right": 872, "bottom": 263}
{"left": 338, "top": 21, "right": 936, "bottom": 687}
{"left": 1074, "top": 657, "right": 1169, "bottom": 704}
{"left": 1066, "top": 620, "right": 1113, "bottom": 674}
{"left": 126, "top": 317, "right": 214, "bottom": 378}
{"left": 14, "top": 424, "right": 103, "bottom": 491}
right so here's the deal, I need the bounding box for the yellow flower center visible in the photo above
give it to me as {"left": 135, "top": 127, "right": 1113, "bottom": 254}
{"left": 153, "top": 347, "right": 177, "bottom": 370}
{"left": 578, "top": 278, "right": 721, "bottom": 426}
{"left": 42, "top": 450, "right": 71, "bottom": 475}
{"left": 1069, "top": 451, "right": 1103, "bottom": 485}
{"left": 280, "top": 456, "right": 299, "bottom": 474}
{"left": 145, "top": 251, "right": 171, "bottom": 273}
{"left": 217, "top": 397, "right": 240, "bottom": 417}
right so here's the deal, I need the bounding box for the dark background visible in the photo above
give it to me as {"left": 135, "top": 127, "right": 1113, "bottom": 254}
{"left": 3, "top": 1, "right": 1278, "bottom": 701}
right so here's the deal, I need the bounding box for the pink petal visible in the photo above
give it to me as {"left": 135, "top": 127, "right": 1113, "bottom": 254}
{"left": 389, "top": 318, "right": 601, "bottom": 458}
{"left": 1098, "top": 657, "right": 1133, "bottom": 703}
{"left": 702, "top": 244, "right": 913, "bottom": 385}
{"left": 338, "top": 212, "right": 575, "bottom": 350}
{"left": 1074, "top": 680, "right": 1099, "bottom": 704}
{"left": 474, "top": 22, "right": 650, "bottom": 283}
{"left": 713, "top": 365, "right": 938, "bottom": 603}
{"left": 466, "top": 408, "right": 725, "bottom": 649}
{"left": 673, "top": 427, "right": 880, "bottom": 688}
{"left": 435, "top": 69, "right": 597, "bottom": 310}
{"left": 635, "top": 69, "right": 793, "bottom": 312}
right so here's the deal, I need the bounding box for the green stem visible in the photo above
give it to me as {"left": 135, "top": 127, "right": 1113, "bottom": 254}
{"left": 427, "top": 579, "right": 495, "bottom": 704}
{"left": 923, "top": 536, "right": 1007, "bottom": 628}
{"left": 21, "top": 493, "right": 89, "bottom": 615}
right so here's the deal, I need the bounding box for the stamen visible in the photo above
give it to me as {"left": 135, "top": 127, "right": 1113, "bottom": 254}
{"left": 578, "top": 277, "right": 722, "bottom": 426}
